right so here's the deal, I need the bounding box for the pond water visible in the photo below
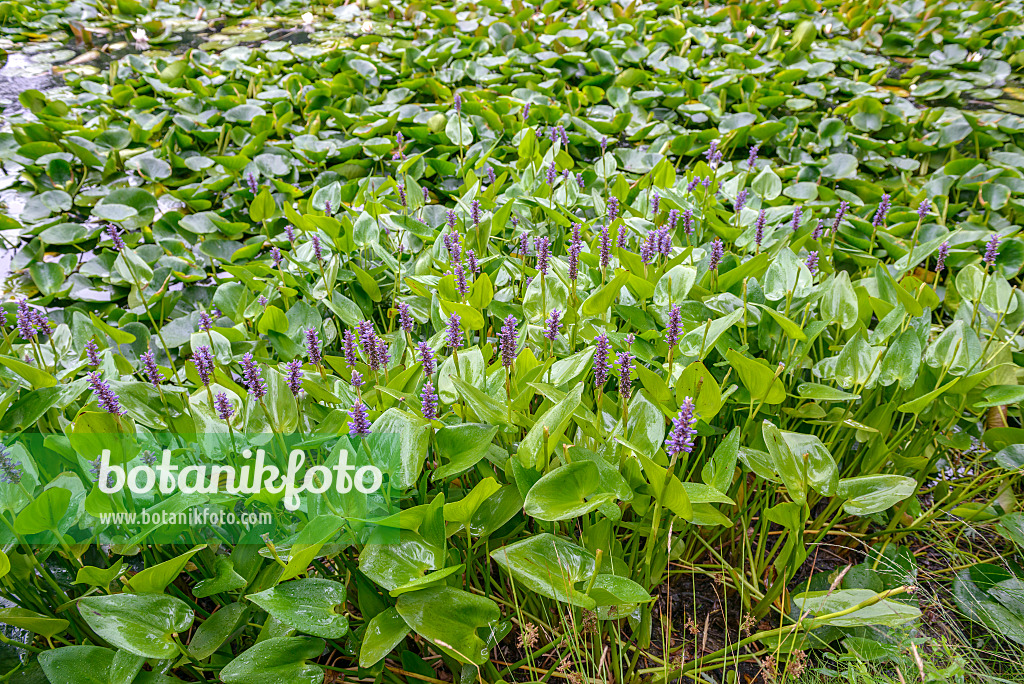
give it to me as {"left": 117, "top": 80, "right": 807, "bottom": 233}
{"left": 0, "top": 5, "right": 366, "bottom": 296}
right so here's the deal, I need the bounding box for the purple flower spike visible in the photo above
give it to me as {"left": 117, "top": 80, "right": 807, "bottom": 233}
{"left": 454, "top": 260, "right": 470, "bottom": 298}
{"left": 936, "top": 241, "right": 950, "bottom": 273}
{"left": 594, "top": 333, "right": 610, "bottom": 388}
{"left": 709, "top": 238, "right": 724, "bottom": 271}
{"left": 375, "top": 338, "right": 391, "bottom": 370}
{"left": 445, "top": 312, "right": 463, "bottom": 350}
{"left": 535, "top": 236, "right": 551, "bottom": 275}
{"left": 523, "top": 102, "right": 531, "bottom": 120}
{"left": 453, "top": 93, "right": 462, "bottom": 116}
{"left": 665, "top": 397, "right": 697, "bottom": 457}
{"left": 86, "top": 340, "right": 101, "bottom": 367}
{"left": 544, "top": 309, "right": 562, "bottom": 342}
{"left": 600, "top": 224, "right": 611, "bottom": 269}
{"left": 616, "top": 351, "right": 634, "bottom": 400}
{"left": 192, "top": 345, "right": 215, "bottom": 387}
{"left": 88, "top": 372, "right": 126, "bottom": 416}
{"left": 735, "top": 189, "right": 749, "bottom": 213}
{"left": 471, "top": 199, "right": 482, "bottom": 225}
{"left": 607, "top": 196, "right": 619, "bottom": 222}
{"left": 667, "top": 209, "right": 680, "bottom": 234}
{"left": 467, "top": 249, "right": 479, "bottom": 274}
{"left": 305, "top": 328, "right": 322, "bottom": 365}
{"left": 423, "top": 187, "right": 430, "bottom": 203}
{"left": 650, "top": 191, "right": 660, "bottom": 217}
{"left": 832, "top": 201, "right": 849, "bottom": 233}
{"left": 0, "top": 444, "right": 22, "bottom": 485}
{"left": 397, "top": 182, "right": 407, "bottom": 207}
{"left": 107, "top": 225, "right": 126, "bottom": 251}
{"left": 198, "top": 310, "right": 213, "bottom": 332}
{"left": 791, "top": 206, "right": 803, "bottom": 232}
{"left": 576, "top": 173, "right": 585, "bottom": 190}
{"left": 343, "top": 330, "right": 359, "bottom": 367}
{"left": 284, "top": 224, "right": 296, "bottom": 243}
{"left": 984, "top": 234, "right": 1000, "bottom": 265}
{"left": 747, "top": 144, "right": 760, "bottom": 171}
{"left": 286, "top": 359, "right": 303, "bottom": 396}
{"left": 16, "top": 299, "right": 35, "bottom": 341}
{"left": 805, "top": 250, "right": 820, "bottom": 275}
{"left": 519, "top": 231, "right": 530, "bottom": 256}
{"left": 873, "top": 194, "right": 891, "bottom": 228}
{"left": 350, "top": 370, "right": 364, "bottom": 388}
{"left": 600, "top": 136, "right": 608, "bottom": 154}
{"left": 240, "top": 352, "right": 267, "bottom": 399}
{"left": 271, "top": 246, "right": 283, "bottom": 268}
{"left": 311, "top": 234, "right": 324, "bottom": 265}
{"left": 640, "top": 230, "right": 657, "bottom": 264}
{"left": 666, "top": 304, "right": 682, "bottom": 349}
{"left": 499, "top": 315, "right": 518, "bottom": 368}
{"left": 446, "top": 209, "right": 458, "bottom": 231}
{"left": 398, "top": 302, "right": 414, "bottom": 333}
{"left": 917, "top": 199, "right": 931, "bottom": 221}
{"left": 754, "top": 209, "right": 767, "bottom": 248}
{"left": 682, "top": 209, "right": 694, "bottom": 236}
{"left": 215, "top": 392, "right": 235, "bottom": 421}
{"left": 141, "top": 350, "right": 161, "bottom": 386}
{"left": 247, "top": 173, "right": 258, "bottom": 195}
{"left": 704, "top": 139, "right": 722, "bottom": 169}
{"left": 546, "top": 161, "right": 557, "bottom": 185}
{"left": 421, "top": 380, "right": 438, "bottom": 421}
{"left": 357, "top": 320, "right": 376, "bottom": 357}
{"left": 349, "top": 401, "right": 371, "bottom": 437}
{"left": 812, "top": 219, "right": 825, "bottom": 241}
{"left": 559, "top": 126, "right": 569, "bottom": 146}
{"left": 418, "top": 341, "right": 436, "bottom": 375}
{"left": 658, "top": 225, "right": 672, "bottom": 256}
{"left": 444, "top": 229, "right": 462, "bottom": 263}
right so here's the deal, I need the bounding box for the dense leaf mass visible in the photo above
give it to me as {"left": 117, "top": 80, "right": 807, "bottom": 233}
{"left": 2, "top": 0, "right": 1024, "bottom": 681}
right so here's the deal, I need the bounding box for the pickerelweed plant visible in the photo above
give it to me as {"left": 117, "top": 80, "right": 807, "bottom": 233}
{"left": 1, "top": 0, "right": 1024, "bottom": 682}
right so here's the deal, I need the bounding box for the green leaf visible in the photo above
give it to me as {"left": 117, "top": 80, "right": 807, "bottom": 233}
{"left": 14, "top": 486, "right": 71, "bottom": 535}
{"left": 0, "top": 355, "right": 57, "bottom": 388}
{"left": 821, "top": 272, "right": 858, "bottom": 330}
{"left": 751, "top": 166, "right": 781, "bottom": 200}
{"left": 837, "top": 475, "right": 917, "bottom": 516}
{"left": 78, "top": 593, "right": 194, "bottom": 659}
{"left": 0, "top": 607, "right": 69, "bottom": 637}
{"left": 188, "top": 602, "right": 247, "bottom": 660}
{"left": 247, "top": 578, "right": 349, "bottom": 639}
{"left": 445, "top": 116, "right": 474, "bottom": 146}
{"left": 444, "top": 477, "right": 502, "bottom": 526}
{"left": 193, "top": 557, "right": 248, "bottom": 598}
{"left": 359, "top": 607, "right": 410, "bottom": 668}
{"left": 432, "top": 423, "right": 499, "bottom": 480}
{"left": 794, "top": 589, "right": 921, "bottom": 628}
{"left": 124, "top": 544, "right": 206, "bottom": 594}
{"left": 524, "top": 462, "right": 613, "bottom": 521}
{"left": 725, "top": 349, "right": 785, "bottom": 404}
{"left": 395, "top": 586, "right": 499, "bottom": 665}
{"left": 518, "top": 384, "right": 583, "bottom": 468}
{"left": 249, "top": 188, "right": 276, "bottom": 222}
{"left": 220, "top": 636, "right": 325, "bottom": 684}
{"left": 581, "top": 270, "right": 629, "bottom": 316}
{"left": 763, "top": 421, "right": 807, "bottom": 506}
{"left": 491, "top": 533, "right": 597, "bottom": 609}
{"left": 39, "top": 646, "right": 116, "bottom": 684}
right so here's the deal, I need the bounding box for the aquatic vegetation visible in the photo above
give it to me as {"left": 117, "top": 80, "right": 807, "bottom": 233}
{"left": 0, "top": 0, "right": 1024, "bottom": 682}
